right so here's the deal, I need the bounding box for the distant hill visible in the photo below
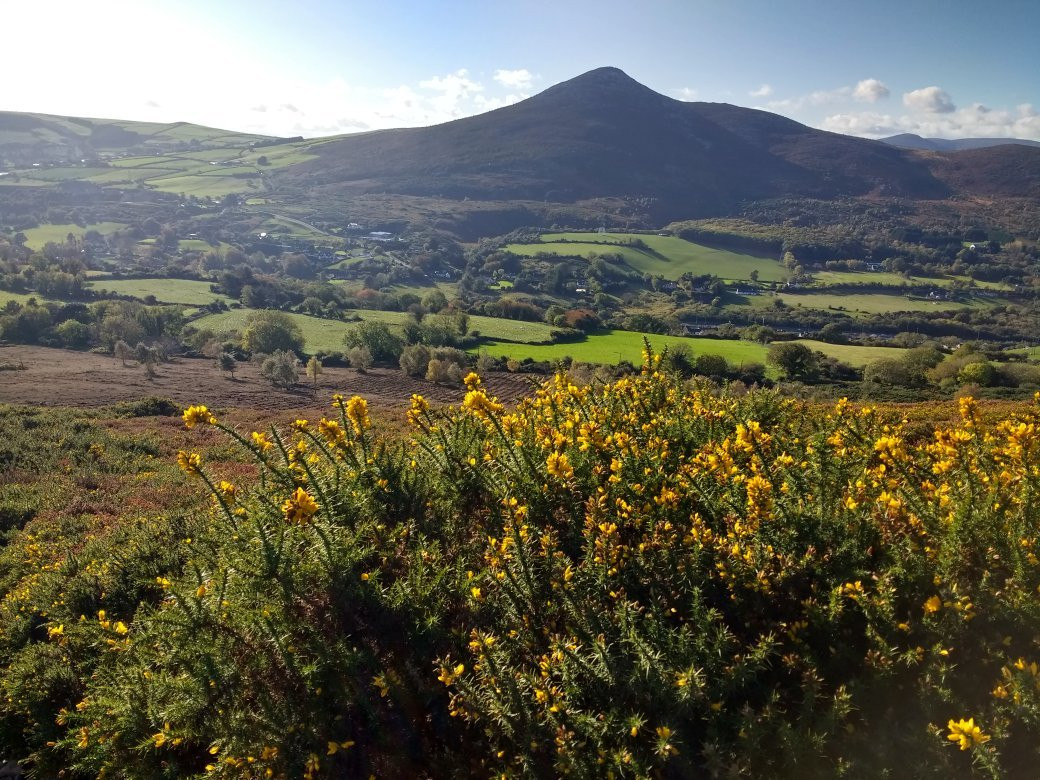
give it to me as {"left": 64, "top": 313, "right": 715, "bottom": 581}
{"left": 881, "top": 133, "right": 1040, "bottom": 152}
{"left": 282, "top": 67, "right": 955, "bottom": 220}
{"left": 0, "top": 112, "right": 272, "bottom": 166}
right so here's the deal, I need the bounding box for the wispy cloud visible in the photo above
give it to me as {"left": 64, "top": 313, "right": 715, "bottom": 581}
{"left": 674, "top": 87, "right": 698, "bottom": 101}
{"left": 749, "top": 84, "right": 773, "bottom": 98}
{"left": 493, "top": 68, "right": 534, "bottom": 91}
{"left": 764, "top": 78, "right": 890, "bottom": 112}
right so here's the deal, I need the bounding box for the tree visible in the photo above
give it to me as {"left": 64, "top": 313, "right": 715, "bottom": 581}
{"left": 863, "top": 358, "right": 917, "bottom": 387}
{"left": 767, "top": 342, "right": 818, "bottom": 381}
{"left": 55, "top": 319, "right": 91, "bottom": 349}
{"left": 260, "top": 350, "right": 300, "bottom": 389}
{"left": 344, "top": 321, "right": 404, "bottom": 365}
{"left": 347, "top": 346, "right": 373, "bottom": 372}
{"left": 114, "top": 340, "right": 133, "bottom": 366}
{"left": 692, "top": 354, "right": 729, "bottom": 379}
{"left": 958, "top": 361, "right": 997, "bottom": 387}
{"left": 242, "top": 311, "right": 305, "bottom": 355}
{"left": 218, "top": 351, "right": 237, "bottom": 379}
{"left": 422, "top": 290, "right": 448, "bottom": 313}
{"left": 306, "top": 355, "right": 323, "bottom": 389}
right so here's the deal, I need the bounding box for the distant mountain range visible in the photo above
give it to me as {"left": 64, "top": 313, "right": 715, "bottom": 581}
{"left": 880, "top": 133, "right": 1040, "bottom": 152}
{"left": 1, "top": 68, "right": 1039, "bottom": 228}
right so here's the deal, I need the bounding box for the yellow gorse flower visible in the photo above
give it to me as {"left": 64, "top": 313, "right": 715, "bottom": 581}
{"left": 318, "top": 417, "right": 346, "bottom": 444}
{"left": 946, "top": 718, "right": 990, "bottom": 751}
{"left": 282, "top": 487, "right": 319, "bottom": 524}
{"left": 345, "top": 396, "right": 370, "bottom": 434}
{"left": 462, "top": 389, "right": 504, "bottom": 418}
{"left": 407, "top": 394, "right": 430, "bottom": 426}
{"left": 215, "top": 481, "right": 237, "bottom": 500}
{"left": 176, "top": 451, "right": 202, "bottom": 476}
{"left": 182, "top": 405, "right": 216, "bottom": 429}
{"left": 546, "top": 451, "right": 575, "bottom": 481}
{"left": 251, "top": 431, "right": 274, "bottom": 452}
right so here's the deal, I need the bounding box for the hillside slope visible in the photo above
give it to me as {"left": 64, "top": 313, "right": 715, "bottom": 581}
{"left": 284, "top": 67, "right": 955, "bottom": 218}
{"left": 0, "top": 112, "right": 271, "bottom": 165}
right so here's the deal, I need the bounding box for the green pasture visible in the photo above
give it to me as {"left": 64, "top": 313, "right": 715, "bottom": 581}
{"left": 20, "top": 222, "right": 127, "bottom": 249}
{"left": 753, "top": 291, "right": 992, "bottom": 316}
{"left": 146, "top": 174, "right": 259, "bottom": 197}
{"left": 0, "top": 290, "right": 55, "bottom": 306}
{"left": 478, "top": 329, "right": 907, "bottom": 368}
{"left": 20, "top": 167, "right": 111, "bottom": 182}
{"left": 192, "top": 306, "right": 559, "bottom": 353}
{"left": 345, "top": 309, "right": 556, "bottom": 343}
{"left": 87, "top": 278, "right": 234, "bottom": 306}
{"left": 505, "top": 232, "right": 786, "bottom": 282}
{"left": 192, "top": 310, "right": 354, "bottom": 353}
{"left": 813, "top": 270, "right": 1011, "bottom": 291}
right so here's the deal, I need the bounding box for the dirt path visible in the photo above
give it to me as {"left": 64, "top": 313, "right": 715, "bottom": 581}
{"left": 0, "top": 345, "right": 537, "bottom": 417}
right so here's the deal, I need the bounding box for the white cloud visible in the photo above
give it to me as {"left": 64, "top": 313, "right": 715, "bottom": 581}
{"left": 853, "top": 78, "right": 889, "bottom": 103}
{"left": 821, "top": 102, "right": 1040, "bottom": 140}
{"left": 766, "top": 86, "right": 851, "bottom": 111}
{"left": 493, "top": 68, "right": 534, "bottom": 91}
{"left": 749, "top": 84, "right": 773, "bottom": 98}
{"left": 903, "top": 86, "right": 956, "bottom": 114}
{"left": 674, "top": 87, "right": 698, "bottom": 101}
{"left": 418, "top": 69, "right": 485, "bottom": 119}
{"left": 765, "top": 79, "right": 891, "bottom": 112}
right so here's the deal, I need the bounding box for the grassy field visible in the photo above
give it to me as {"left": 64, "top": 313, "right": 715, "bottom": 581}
{"left": 20, "top": 222, "right": 127, "bottom": 249}
{"left": 756, "top": 291, "right": 992, "bottom": 316}
{"left": 478, "top": 329, "right": 907, "bottom": 368}
{"left": 813, "top": 270, "right": 1012, "bottom": 291}
{"left": 8, "top": 137, "right": 327, "bottom": 199}
{"left": 346, "top": 309, "right": 557, "bottom": 343}
{"left": 192, "top": 310, "right": 354, "bottom": 352}
{"left": 505, "top": 232, "right": 787, "bottom": 282}
{"left": 192, "top": 307, "right": 559, "bottom": 353}
{"left": 88, "top": 278, "right": 234, "bottom": 306}
{"left": 0, "top": 290, "right": 55, "bottom": 306}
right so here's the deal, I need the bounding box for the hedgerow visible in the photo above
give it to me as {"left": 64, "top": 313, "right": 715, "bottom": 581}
{"left": 2, "top": 350, "right": 1040, "bottom": 777}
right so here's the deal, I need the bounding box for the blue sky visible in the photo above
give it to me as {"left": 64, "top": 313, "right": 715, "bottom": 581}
{"left": 6, "top": 0, "right": 1039, "bottom": 140}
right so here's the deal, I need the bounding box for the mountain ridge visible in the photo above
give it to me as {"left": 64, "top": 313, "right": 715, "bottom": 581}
{"left": 881, "top": 133, "right": 1040, "bottom": 152}
{"left": 281, "top": 66, "right": 975, "bottom": 220}
{"left": 1, "top": 68, "right": 1038, "bottom": 228}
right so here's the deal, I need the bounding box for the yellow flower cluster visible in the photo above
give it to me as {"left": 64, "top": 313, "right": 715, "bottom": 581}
{"left": 946, "top": 717, "right": 990, "bottom": 751}
{"left": 282, "top": 487, "right": 319, "bottom": 524}
{"left": 182, "top": 404, "right": 216, "bottom": 428}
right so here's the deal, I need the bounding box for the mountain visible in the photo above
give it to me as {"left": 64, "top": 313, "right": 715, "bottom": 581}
{"left": 0, "top": 112, "right": 271, "bottom": 165}
{"left": 881, "top": 133, "right": 1040, "bottom": 152}
{"left": 283, "top": 67, "right": 956, "bottom": 219}
{"left": 2, "top": 68, "right": 1038, "bottom": 229}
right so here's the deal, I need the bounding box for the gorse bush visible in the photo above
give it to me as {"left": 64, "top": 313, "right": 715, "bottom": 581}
{"left": 2, "top": 351, "right": 1040, "bottom": 777}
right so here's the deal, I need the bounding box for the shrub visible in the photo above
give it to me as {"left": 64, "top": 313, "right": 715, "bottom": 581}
{"left": 3, "top": 363, "right": 1039, "bottom": 776}
{"left": 260, "top": 349, "right": 300, "bottom": 389}
{"left": 346, "top": 345, "right": 373, "bottom": 372}
{"left": 399, "top": 344, "right": 432, "bottom": 377}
